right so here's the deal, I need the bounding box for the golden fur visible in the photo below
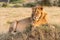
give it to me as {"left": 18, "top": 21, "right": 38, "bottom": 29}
{"left": 31, "top": 5, "right": 48, "bottom": 27}
{"left": 9, "top": 5, "right": 48, "bottom": 32}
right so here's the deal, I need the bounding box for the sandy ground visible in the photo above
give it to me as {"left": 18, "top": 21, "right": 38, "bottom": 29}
{"left": 0, "top": 7, "right": 60, "bottom": 33}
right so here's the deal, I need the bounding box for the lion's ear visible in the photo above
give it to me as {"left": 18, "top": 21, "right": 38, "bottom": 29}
{"left": 38, "top": 6, "right": 43, "bottom": 10}
{"left": 40, "top": 6, "right": 43, "bottom": 10}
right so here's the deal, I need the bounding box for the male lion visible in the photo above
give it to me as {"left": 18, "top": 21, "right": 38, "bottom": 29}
{"left": 31, "top": 5, "right": 48, "bottom": 27}
{"left": 9, "top": 5, "right": 48, "bottom": 33}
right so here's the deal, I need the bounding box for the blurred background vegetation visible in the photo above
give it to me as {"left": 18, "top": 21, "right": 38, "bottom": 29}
{"left": 0, "top": 0, "right": 60, "bottom": 7}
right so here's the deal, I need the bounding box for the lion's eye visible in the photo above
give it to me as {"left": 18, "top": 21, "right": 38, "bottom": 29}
{"left": 41, "top": 7, "right": 43, "bottom": 10}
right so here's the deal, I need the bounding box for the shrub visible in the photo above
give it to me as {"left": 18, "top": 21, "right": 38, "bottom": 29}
{"left": 23, "top": 0, "right": 52, "bottom": 7}
{"left": 23, "top": 2, "right": 36, "bottom": 7}
{"left": 37, "top": 0, "right": 51, "bottom": 6}
{"left": 13, "top": 4, "right": 22, "bottom": 7}
{"left": 58, "top": 0, "right": 60, "bottom": 7}
{"left": 10, "top": 0, "right": 24, "bottom": 4}
{"left": 2, "top": 3, "right": 8, "bottom": 7}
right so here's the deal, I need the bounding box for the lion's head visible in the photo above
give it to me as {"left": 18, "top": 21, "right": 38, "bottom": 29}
{"left": 32, "top": 5, "right": 43, "bottom": 21}
{"left": 31, "top": 5, "right": 47, "bottom": 27}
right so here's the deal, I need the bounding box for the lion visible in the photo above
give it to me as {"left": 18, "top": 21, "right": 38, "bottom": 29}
{"left": 9, "top": 17, "right": 31, "bottom": 33}
{"left": 9, "top": 5, "right": 48, "bottom": 33}
{"left": 31, "top": 5, "right": 48, "bottom": 27}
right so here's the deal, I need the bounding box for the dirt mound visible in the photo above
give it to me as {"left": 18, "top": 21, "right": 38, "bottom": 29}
{"left": 0, "top": 25, "right": 59, "bottom": 40}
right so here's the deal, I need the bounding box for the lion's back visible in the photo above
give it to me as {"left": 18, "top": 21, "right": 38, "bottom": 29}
{"left": 9, "top": 17, "right": 31, "bottom": 32}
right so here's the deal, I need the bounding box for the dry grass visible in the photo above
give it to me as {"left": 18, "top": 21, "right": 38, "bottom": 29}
{"left": 0, "top": 25, "right": 59, "bottom": 40}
